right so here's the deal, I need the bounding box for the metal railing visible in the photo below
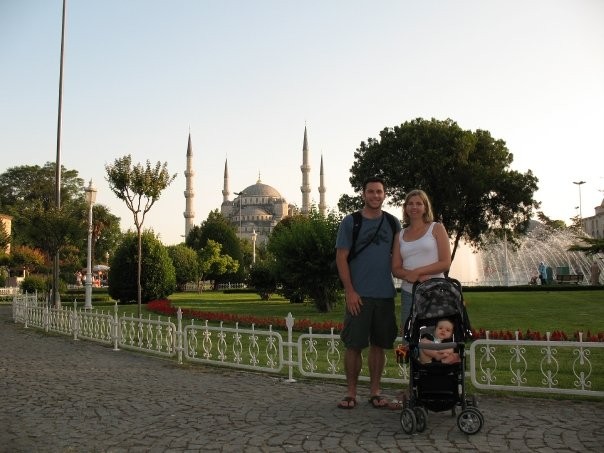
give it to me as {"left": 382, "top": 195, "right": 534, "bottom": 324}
{"left": 11, "top": 294, "right": 603, "bottom": 397}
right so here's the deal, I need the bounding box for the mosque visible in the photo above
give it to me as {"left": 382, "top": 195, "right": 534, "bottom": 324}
{"left": 182, "top": 126, "right": 327, "bottom": 244}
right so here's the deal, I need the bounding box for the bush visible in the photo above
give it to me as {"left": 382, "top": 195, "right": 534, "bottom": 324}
{"left": 21, "top": 275, "right": 50, "bottom": 294}
{"left": 247, "top": 261, "right": 277, "bottom": 300}
{"left": 108, "top": 231, "right": 176, "bottom": 304}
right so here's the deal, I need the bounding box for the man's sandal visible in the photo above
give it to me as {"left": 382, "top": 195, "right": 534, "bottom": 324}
{"left": 368, "top": 395, "right": 389, "bottom": 408}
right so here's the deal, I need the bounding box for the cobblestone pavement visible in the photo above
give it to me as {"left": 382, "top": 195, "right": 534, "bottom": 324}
{"left": 1, "top": 305, "right": 603, "bottom": 452}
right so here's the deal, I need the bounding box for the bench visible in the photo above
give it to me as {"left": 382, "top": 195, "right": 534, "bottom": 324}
{"left": 555, "top": 274, "right": 584, "bottom": 284}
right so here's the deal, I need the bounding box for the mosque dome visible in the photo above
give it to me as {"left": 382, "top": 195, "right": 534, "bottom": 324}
{"left": 241, "top": 179, "right": 282, "bottom": 199}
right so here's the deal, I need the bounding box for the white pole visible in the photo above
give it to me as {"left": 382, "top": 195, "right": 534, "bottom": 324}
{"left": 252, "top": 229, "right": 257, "bottom": 264}
{"left": 84, "top": 179, "right": 96, "bottom": 310}
{"left": 84, "top": 201, "right": 93, "bottom": 309}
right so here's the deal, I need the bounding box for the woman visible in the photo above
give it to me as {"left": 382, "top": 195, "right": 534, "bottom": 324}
{"left": 391, "top": 189, "right": 452, "bottom": 327}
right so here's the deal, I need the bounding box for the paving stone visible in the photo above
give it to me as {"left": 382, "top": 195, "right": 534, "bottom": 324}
{"left": 1, "top": 306, "right": 603, "bottom": 452}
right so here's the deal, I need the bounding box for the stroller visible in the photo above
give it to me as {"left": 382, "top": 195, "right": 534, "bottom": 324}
{"left": 399, "top": 277, "right": 484, "bottom": 435}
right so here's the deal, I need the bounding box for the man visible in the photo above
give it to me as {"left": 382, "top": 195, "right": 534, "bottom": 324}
{"left": 335, "top": 176, "right": 401, "bottom": 409}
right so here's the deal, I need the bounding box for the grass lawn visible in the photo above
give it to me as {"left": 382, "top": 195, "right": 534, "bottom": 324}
{"left": 129, "top": 289, "right": 604, "bottom": 336}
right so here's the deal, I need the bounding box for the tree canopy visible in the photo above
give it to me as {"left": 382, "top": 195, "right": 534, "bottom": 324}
{"left": 342, "top": 118, "right": 539, "bottom": 260}
{"left": 0, "top": 163, "right": 84, "bottom": 248}
{"left": 267, "top": 210, "right": 342, "bottom": 312}
{"left": 186, "top": 210, "right": 243, "bottom": 283}
{"left": 166, "top": 244, "right": 200, "bottom": 290}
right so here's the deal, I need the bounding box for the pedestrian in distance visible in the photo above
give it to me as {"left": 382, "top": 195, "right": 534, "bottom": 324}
{"left": 335, "top": 176, "right": 401, "bottom": 409}
{"left": 538, "top": 261, "right": 547, "bottom": 285}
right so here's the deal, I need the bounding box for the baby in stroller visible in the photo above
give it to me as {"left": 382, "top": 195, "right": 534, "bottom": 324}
{"left": 419, "top": 318, "right": 460, "bottom": 365}
{"left": 399, "top": 278, "right": 483, "bottom": 435}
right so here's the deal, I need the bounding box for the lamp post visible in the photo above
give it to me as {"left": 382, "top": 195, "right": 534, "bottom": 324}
{"left": 84, "top": 180, "right": 97, "bottom": 310}
{"left": 573, "top": 180, "right": 586, "bottom": 219}
{"left": 234, "top": 191, "right": 244, "bottom": 238}
{"left": 251, "top": 229, "right": 257, "bottom": 264}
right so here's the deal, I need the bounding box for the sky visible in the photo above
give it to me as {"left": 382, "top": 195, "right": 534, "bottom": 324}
{"left": 1, "top": 0, "right": 603, "bottom": 246}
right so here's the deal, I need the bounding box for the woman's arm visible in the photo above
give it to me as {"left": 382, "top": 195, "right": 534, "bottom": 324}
{"left": 391, "top": 231, "right": 408, "bottom": 280}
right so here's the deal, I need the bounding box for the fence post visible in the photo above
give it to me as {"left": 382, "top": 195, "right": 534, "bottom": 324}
{"left": 112, "top": 302, "right": 119, "bottom": 351}
{"left": 23, "top": 293, "right": 29, "bottom": 329}
{"left": 285, "top": 312, "right": 296, "bottom": 383}
{"left": 177, "top": 307, "right": 183, "bottom": 365}
{"left": 72, "top": 300, "right": 79, "bottom": 341}
{"left": 43, "top": 303, "right": 49, "bottom": 332}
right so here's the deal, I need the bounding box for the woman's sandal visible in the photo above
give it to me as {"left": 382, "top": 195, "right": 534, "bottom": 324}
{"left": 337, "top": 396, "right": 357, "bottom": 409}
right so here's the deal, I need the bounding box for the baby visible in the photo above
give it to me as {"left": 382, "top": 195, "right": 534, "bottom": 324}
{"left": 419, "top": 318, "right": 460, "bottom": 364}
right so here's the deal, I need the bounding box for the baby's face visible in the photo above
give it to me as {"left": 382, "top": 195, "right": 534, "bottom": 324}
{"left": 435, "top": 321, "right": 454, "bottom": 340}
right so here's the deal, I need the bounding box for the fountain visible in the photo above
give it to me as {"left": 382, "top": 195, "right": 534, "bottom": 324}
{"left": 449, "top": 223, "right": 603, "bottom": 287}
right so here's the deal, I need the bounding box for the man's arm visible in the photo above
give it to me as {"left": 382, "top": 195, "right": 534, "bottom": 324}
{"left": 336, "top": 248, "right": 363, "bottom": 316}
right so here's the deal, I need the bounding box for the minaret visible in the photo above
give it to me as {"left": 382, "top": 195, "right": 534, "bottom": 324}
{"left": 318, "top": 154, "right": 326, "bottom": 216}
{"left": 222, "top": 159, "right": 230, "bottom": 204}
{"left": 183, "top": 133, "right": 195, "bottom": 240}
{"left": 300, "top": 126, "right": 311, "bottom": 215}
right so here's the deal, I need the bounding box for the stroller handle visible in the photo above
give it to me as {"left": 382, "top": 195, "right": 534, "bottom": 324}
{"left": 418, "top": 342, "right": 459, "bottom": 351}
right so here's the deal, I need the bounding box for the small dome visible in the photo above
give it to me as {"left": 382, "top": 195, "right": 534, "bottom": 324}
{"left": 242, "top": 206, "right": 270, "bottom": 216}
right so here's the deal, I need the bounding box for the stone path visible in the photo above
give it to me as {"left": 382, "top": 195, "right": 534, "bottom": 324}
{"left": 1, "top": 306, "right": 603, "bottom": 452}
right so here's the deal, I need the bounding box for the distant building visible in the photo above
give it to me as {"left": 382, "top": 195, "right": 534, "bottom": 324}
{"left": 0, "top": 214, "right": 12, "bottom": 254}
{"left": 184, "top": 126, "right": 326, "bottom": 243}
{"left": 221, "top": 174, "right": 292, "bottom": 244}
{"left": 582, "top": 198, "right": 604, "bottom": 239}
{"left": 183, "top": 133, "right": 195, "bottom": 239}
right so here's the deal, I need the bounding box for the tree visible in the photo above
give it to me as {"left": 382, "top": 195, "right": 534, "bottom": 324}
{"left": 22, "top": 203, "right": 85, "bottom": 288}
{"left": 343, "top": 118, "right": 539, "bottom": 261}
{"left": 108, "top": 231, "right": 176, "bottom": 304}
{"left": 0, "top": 163, "right": 122, "bottom": 304}
{"left": 0, "top": 163, "right": 84, "bottom": 246}
{"left": 166, "top": 244, "right": 199, "bottom": 291}
{"left": 106, "top": 155, "right": 176, "bottom": 316}
{"left": 197, "top": 239, "right": 239, "bottom": 288}
{"left": 9, "top": 245, "right": 46, "bottom": 276}
{"left": 0, "top": 223, "right": 10, "bottom": 252}
{"left": 568, "top": 237, "right": 604, "bottom": 255}
{"left": 91, "top": 204, "right": 122, "bottom": 267}
{"left": 267, "top": 210, "right": 342, "bottom": 312}
{"left": 186, "top": 210, "right": 243, "bottom": 283}
{"left": 247, "top": 260, "right": 277, "bottom": 300}
{"left": 536, "top": 212, "right": 567, "bottom": 231}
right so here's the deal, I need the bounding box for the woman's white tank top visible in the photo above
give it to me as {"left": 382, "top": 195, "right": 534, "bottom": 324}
{"left": 399, "top": 222, "right": 444, "bottom": 293}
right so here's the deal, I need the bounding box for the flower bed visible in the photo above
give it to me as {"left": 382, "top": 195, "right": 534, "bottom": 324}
{"left": 147, "top": 299, "right": 343, "bottom": 333}
{"left": 147, "top": 299, "right": 604, "bottom": 341}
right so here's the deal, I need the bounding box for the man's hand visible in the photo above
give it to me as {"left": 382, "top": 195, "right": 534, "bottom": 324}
{"left": 345, "top": 289, "right": 363, "bottom": 316}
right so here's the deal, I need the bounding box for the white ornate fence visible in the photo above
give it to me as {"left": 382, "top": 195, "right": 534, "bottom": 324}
{"left": 11, "top": 294, "right": 603, "bottom": 397}
{"left": 0, "top": 287, "right": 20, "bottom": 300}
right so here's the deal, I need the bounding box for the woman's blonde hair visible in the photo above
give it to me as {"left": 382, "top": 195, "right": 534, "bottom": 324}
{"left": 402, "top": 189, "right": 434, "bottom": 225}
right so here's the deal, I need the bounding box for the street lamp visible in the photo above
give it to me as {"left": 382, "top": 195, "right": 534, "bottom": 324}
{"left": 84, "top": 179, "right": 97, "bottom": 310}
{"left": 252, "top": 229, "right": 257, "bottom": 264}
{"left": 234, "top": 191, "right": 245, "bottom": 238}
{"left": 573, "top": 181, "right": 586, "bottom": 219}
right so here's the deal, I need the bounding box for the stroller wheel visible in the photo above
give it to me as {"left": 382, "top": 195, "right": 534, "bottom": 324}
{"left": 400, "top": 408, "right": 417, "bottom": 434}
{"left": 413, "top": 407, "right": 428, "bottom": 432}
{"left": 457, "top": 408, "right": 484, "bottom": 435}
